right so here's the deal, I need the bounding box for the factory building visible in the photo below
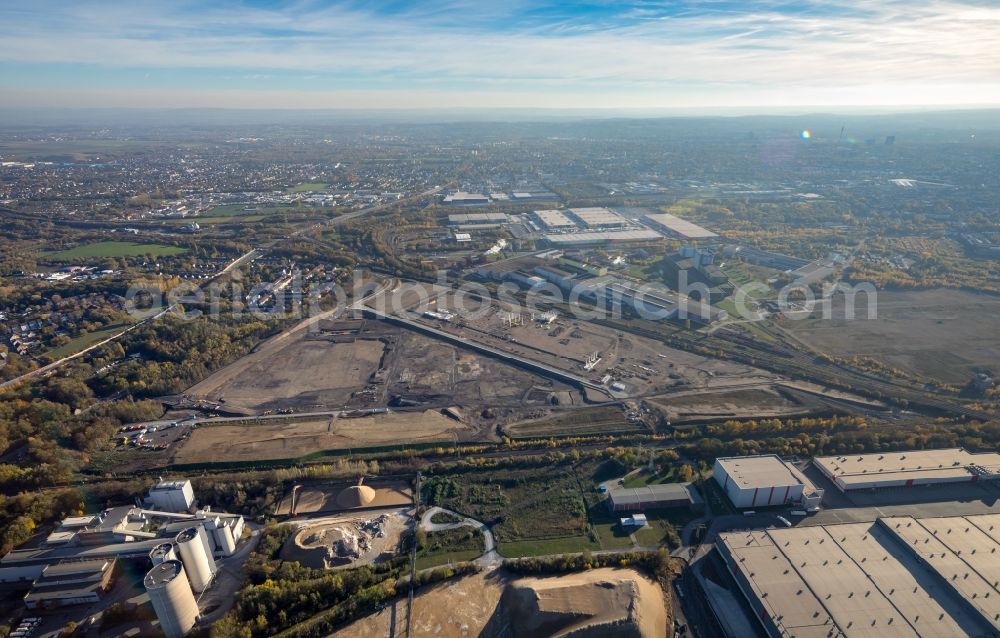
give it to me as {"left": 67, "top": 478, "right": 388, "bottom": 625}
{"left": 145, "top": 560, "right": 199, "bottom": 638}
{"left": 23, "top": 558, "right": 116, "bottom": 609}
{"left": 814, "top": 448, "right": 1000, "bottom": 492}
{"left": 641, "top": 213, "right": 718, "bottom": 240}
{"left": 606, "top": 483, "right": 699, "bottom": 512}
{"left": 713, "top": 455, "right": 823, "bottom": 510}
{"left": 174, "top": 527, "right": 217, "bottom": 593}
{"left": 717, "top": 514, "right": 1000, "bottom": 638}
{"left": 532, "top": 265, "right": 578, "bottom": 290}
{"left": 147, "top": 479, "right": 196, "bottom": 513}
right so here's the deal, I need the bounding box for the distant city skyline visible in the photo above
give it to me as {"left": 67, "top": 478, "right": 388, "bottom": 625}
{"left": 1, "top": 0, "right": 998, "bottom": 110}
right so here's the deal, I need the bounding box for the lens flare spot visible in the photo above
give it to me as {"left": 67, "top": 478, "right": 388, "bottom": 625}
{"left": 801, "top": 129, "right": 812, "bottom": 139}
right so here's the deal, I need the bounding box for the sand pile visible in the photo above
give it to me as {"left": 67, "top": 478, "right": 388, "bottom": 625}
{"left": 337, "top": 484, "right": 376, "bottom": 508}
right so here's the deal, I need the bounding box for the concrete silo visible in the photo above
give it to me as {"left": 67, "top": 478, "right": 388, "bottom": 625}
{"left": 149, "top": 542, "right": 177, "bottom": 566}
{"left": 174, "top": 526, "right": 217, "bottom": 593}
{"left": 144, "top": 560, "right": 198, "bottom": 638}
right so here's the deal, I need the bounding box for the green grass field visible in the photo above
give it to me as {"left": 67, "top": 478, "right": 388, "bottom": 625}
{"left": 415, "top": 527, "right": 484, "bottom": 570}
{"left": 497, "top": 536, "right": 598, "bottom": 557}
{"left": 47, "top": 323, "right": 130, "bottom": 358}
{"left": 590, "top": 521, "right": 637, "bottom": 549}
{"left": 42, "top": 241, "right": 186, "bottom": 260}
{"left": 287, "top": 182, "right": 330, "bottom": 193}
{"left": 622, "top": 467, "right": 689, "bottom": 488}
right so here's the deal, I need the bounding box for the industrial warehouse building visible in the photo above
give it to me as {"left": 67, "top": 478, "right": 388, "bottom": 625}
{"left": 543, "top": 229, "right": 663, "bottom": 246}
{"left": 442, "top": 192, "right": 490, "bottom": 205}
{"left": 713, "top": 455, "right": 823, "bottom": 510}
{"left": 814, "top": 448, "right": 1000, "bottom": 492}
{"left": 605, "top": 483, "right": 700, "bottom": 512}
{"left": 447, "top": 212, "right": 508, "bottom": 225}
{"left": 642, "top": 213, "right": 718, "bottom": 240}
{"left": 565, "top": 207, "right": 629, "bottom": 229}
{"left": 23, "top": 558, "right": 116, "bottom": 609}
{"left": 531, "top": 209, "right": 576, "bottom": 230}
{"left": 717, "top": 514, "right": 1000, "bottom": 638}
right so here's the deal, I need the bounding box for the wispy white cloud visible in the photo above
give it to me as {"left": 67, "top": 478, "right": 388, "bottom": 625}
{"left": 0, "top": 0, "right": 997, "bottom": 107}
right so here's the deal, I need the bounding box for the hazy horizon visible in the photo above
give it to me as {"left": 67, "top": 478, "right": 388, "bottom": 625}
{"left": 2, "top": 0, "right": 999, "bottom": 110}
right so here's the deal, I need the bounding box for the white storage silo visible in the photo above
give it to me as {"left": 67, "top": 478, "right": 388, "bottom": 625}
{"left": 175, "top": 526, "right": 217, "bottom": 593}
{"left": 149, "top": 542, "right": 177, "bottom": 566}
{"left": 206, "top": 518, "right": 237, "bottom": 556}
{"left": 144, "top": 560, "right": 198, "bottom": 638}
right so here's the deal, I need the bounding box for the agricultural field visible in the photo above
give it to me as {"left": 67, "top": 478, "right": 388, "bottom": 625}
{"left": 41, "top": 240, "right": 186, "bottom": 260}
{"left": 781, "top": 288, "right": 1000, "bottom": 385}
{"left": 173, "top": 410, "right": 467, "bottom": 464}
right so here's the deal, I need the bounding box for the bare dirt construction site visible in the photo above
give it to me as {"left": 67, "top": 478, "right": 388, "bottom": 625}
{"left": 280, "top": 509, "right": 409, "bottom": 569}
{"left": 186, "top": 330, "right": 386, "bottom": 415}
{"left": 185, "top": 317, "right": 572, "bottom": 416}
{"left": 333, "top": 567, "right": 667, "bottom": 638}
{"left": 782, "top": 288, "right": 1000, "bottom": 385}
{"left": 646, "top": 384, "right": 829, "bottom": 424}
{"left": 386, "top": 283, "right": 779, "bottom": 397}
{"left": 172, "top": 410, "right": 468, "bottom": 464}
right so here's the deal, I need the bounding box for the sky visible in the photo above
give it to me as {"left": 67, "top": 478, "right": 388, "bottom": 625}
{"left": 1, "top": 0, "right": 998, "bottom": 111}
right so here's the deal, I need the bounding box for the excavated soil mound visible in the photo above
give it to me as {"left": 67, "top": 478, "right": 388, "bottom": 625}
{"left": 502, "top": 568, "right": 667, "bottom": 638}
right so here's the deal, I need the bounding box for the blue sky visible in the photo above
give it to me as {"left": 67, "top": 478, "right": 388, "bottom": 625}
{"left": 1, "top": 0, "right": 998, "bottom": 109}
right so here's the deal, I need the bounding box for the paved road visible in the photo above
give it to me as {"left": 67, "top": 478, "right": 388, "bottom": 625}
{"left": 420, "top": 506, "right": 500, "bottom": 567}
{"left": 197, "top": 523, "right": 263, "bottom": 626}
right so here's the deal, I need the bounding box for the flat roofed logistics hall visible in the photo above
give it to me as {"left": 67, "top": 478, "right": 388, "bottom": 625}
{"left": 543, "top": 229, "right": 663, "bottom": 245}
{"left": 814, "top": 448, "right": 1000, "bottom": 491}
{"left": 642, "top": 213, "right": 718, "bottom": 239}
{"left": 717, "top": 514, "right": 1000, "bottom": 638}
{"left": 447, "top": 212, "right": 508, "bottom": 224}
{"left": 714, "top": 455, "right": 819, "bottom": 509}
{"left": 566, "top": 207, "right": 628, "bottom": 228}
{"left": 605, "top": 483, "right": 697, "bottom": 511}
{"left": 532, "top": 209, "right": 576, "bottom": 229}
{"left": 716, "top": 455, "right": 807, "bottom": 490}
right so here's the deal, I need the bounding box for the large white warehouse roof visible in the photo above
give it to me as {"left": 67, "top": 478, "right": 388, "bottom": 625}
{"left": 718, "top": 514, "right": 1000, "bottom": 637}
{"left": 814, "top": 448, "right": 1000, "bottom": 490}
{"left": 716, "top": 455, "right": 807, "bottom": 490}
{"left": 642, "top": 213, "right": 717, "bottom": 239}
